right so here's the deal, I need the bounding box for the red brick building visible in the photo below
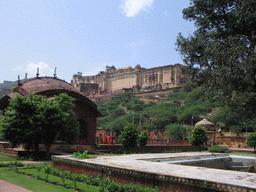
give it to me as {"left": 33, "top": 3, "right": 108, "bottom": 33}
{"left": 0, "top": 76, "right": 102, "bottom": 149}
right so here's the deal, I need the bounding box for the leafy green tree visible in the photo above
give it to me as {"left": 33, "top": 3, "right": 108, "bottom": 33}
{"left": 138, "top": 131, "right": 150, "bottom": 147}
{"left": 109, "top": 108, "right": 126, "bottom": 118}
{"left": 41, "top": 94, "right": 79, "bottom": 154}
{"left": 118, "top": 124, "right": 139, "bottom": 153}
{"left": 181, "top": 81, "right": 193, "bottom": 93}
{"left": 155, "top": 112, "right": 177, "bottom": 129}
{"left": 0, "top": 94, "right": 42, "bottom": 155}
{"left": 176, "top": 0, "right": 256, "bottom": 118}
{"left": 133, "top": 103, "right": 144, "bottom": 112}
{"left": 178, "top": 106, "right": 201, "bottom": 125}
{"left": 0, "top": 93, "right": 79, "bottom": 158}
{"left": 103, "top": 115, "right": 129, "bottom": 135}
{"left": 247, "top": 132, "right": 256, "bottom": 152}
{"left": 189, "top": 126, "right": 207, "bottom": 147}
{"left": 164, "top": 123, "right": 187, "bottom": 140}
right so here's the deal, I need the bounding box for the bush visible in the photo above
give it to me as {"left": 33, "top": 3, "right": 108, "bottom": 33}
{"left": 119, "top": 124, "right": 139, "bottom": 152}
{"left": 189, "top": 126, "right": 208, "bottom": 147}
{"left": 247, "top": 132, "right": 256, "bottom": 150}
{"left": 72, "top": 151, "right": 88, "bottom": 159}
{"left": 208, "top": 145, "right": 230, "bottom": 153}
{"left": 138, "top": 131, "right": 150, "bottom": 147}
{"left": 158, "top": 93, "right": 166, "bottom": 97}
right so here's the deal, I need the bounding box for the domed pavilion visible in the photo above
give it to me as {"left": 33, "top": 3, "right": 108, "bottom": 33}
{"left": 195, "top": 118, "right": 216, "bottom": 144}
{"left": 0, "top": 73, "right": 102, "bottom": 151}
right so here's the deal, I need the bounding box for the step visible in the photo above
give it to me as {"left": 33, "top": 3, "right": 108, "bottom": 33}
{"left": 230, "top": 166, "right": 249, "bottom": 171}
{"left": 229, "top": 161, "right": 243, "bottom": 166}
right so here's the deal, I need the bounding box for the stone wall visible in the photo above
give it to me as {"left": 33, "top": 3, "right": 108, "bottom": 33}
{"left": 52, "top": 156, "right": 219, "bottom": 192}
{"left": 99, "top": 145, "right": 204, "bottom": 154}
{"left": 215, "top": 136, "right": 247, "bottom": 148}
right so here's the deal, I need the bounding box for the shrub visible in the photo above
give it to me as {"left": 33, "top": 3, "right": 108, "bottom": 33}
{"left": 73, "top": 150, "right": 88, "bottom": 159}
{"left": 119, "top": 124, "right": 139, "bottom": 153}
{"left": 247, "top": 132, "right": 256, "bottom": 150}
{"left": 189, "top": 126, "right": 208, "bottom": 147}
{"left": 158, "top": 93, "right": 166, "bottom": 97}
{"left": 208, "top": 145, "right": 230, "bottom": 153}
{"left": 138, "top": 131, "right": 150, "bottom": 147}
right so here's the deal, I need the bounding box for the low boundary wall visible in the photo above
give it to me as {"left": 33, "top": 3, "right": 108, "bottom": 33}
{"left": 52, "top": 156, "right": 218, "bottom": 192}
{"left": 99, "top": 144, "right": 205, "bottom": 154}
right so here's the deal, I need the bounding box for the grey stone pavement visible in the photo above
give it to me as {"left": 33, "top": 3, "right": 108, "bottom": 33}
{"left": 0, "top": 179, "right": 33, "bottom": 192}
{"left": 56, "top": 152, "right": 256, "bottom": 190}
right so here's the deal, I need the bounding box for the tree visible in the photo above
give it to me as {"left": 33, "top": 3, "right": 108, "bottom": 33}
{"left": 0, "top": 93, "right": 79, "bottom": 159}
{"left": 118, "top": 124, "right": 139, "bottom": 153}
{"left": 176, "top": 0, "right": 256, "bottom": 118}
{"left": 189, "top": 126, "right": 207, "bottom": 147}
{"left": 138, "top": 131, "right": 150, "bottom": 147}
{"left": 247, "top": 132, "right": 256, "bottom": 152}
{"left": 164, "top": 123, "right": 187, "bottom": 140}
{"left": 0, "top": 94, "right": 42, "bottom": 156}
{"left": 40, "top": 94, "right": 79, "bottom": 156}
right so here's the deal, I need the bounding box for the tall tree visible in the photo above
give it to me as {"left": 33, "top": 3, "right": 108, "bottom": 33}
{"left": 164, "top": 123, "right": 187, "bottom": 140}
{"left": 176, "top": 0, "right": 256, "bottom": 119}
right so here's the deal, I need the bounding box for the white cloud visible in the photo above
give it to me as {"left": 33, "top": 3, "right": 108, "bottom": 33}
{"left": 13, "top": 62, "right": 54, "bottom": 77}
{"left": 120, "top": 0, "right": 153, "bottom": 18}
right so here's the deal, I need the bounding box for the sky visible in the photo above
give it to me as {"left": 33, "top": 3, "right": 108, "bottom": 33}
{"left": 0, "top": 0, "right": 196, "bottom": 83}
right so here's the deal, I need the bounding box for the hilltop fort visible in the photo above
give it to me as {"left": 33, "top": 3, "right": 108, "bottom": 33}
{"left": 71, "top": 63, "right": 189, "bottom": 96}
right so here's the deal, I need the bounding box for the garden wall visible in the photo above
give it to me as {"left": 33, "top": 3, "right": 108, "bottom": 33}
{"left": 53, "top": 157, "right": 218, "bottom": 192}
{"left": 99, "top": 144, "right": 204, "bottom": 154}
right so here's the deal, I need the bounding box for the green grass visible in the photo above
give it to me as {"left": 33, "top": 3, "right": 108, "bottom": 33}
{"left": 0, "top": 167, "right": 100, "bottom": 192}
{"left": 0, "top": 153, "right": 17, "bottom": 162}
{"left": 230, "top": 151, "right": 256, "bottom": 156}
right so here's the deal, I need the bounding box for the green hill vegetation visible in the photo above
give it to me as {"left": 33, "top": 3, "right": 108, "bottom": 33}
{"left": 0, "top": 80, "right": 17, "bottom": 120}
{"left": 0, "top": 81, "right": 17, "bottom": 99}
{"left": 96, "top": 82, "right": 256, "bottom": 135}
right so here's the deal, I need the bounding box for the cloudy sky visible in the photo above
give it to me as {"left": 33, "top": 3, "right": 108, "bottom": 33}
{"left": 0, "top": 0, "right": 196, "bottom": 83}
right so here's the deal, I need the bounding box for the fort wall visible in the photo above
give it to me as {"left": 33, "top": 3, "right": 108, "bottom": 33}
{"left": 71, "top": 64, "right": 188, "bottom": 95}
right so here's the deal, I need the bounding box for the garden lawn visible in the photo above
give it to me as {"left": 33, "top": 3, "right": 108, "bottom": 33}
{"left": 0, "top": 167, "right": 100, "bottom": 192}
{"left": 0, "top": 152, "right": 17, "bottom": 162}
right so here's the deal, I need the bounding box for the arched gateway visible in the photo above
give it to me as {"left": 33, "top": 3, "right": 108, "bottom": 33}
{"left": 0, "top": 76, "right": 102, "bottom": 150}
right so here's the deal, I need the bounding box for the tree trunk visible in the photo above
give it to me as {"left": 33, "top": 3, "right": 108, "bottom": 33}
{"left": 34, "top": 142, "right": 39, "bottom": 160}
{"left": 46, "top": 143, "right": 51, "bottom": 160}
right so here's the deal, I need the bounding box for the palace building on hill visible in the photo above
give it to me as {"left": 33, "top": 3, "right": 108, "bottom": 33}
{"left": 71, "top": 63, "right": 189, "bottom": 95}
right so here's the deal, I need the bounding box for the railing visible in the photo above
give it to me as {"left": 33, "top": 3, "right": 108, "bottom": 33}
{"left": 147, "top": 139, "right": 189, "bottom": 146}
{"left": 95, "top": 137, "right": 189, "bottom": 146}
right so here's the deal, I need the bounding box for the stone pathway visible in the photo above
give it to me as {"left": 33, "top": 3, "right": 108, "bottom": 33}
{"left": 230, "top": 147, "right": 255, "bottom": 152}
{"left": 0, "top": 179, "right": 33, "bottom": 192}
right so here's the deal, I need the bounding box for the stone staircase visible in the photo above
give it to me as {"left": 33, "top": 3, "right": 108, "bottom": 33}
{"left": 228, "top": 161, "right": 255, "bottom": 172}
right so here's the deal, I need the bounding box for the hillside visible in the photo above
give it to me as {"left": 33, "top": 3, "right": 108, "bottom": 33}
{"left": 95, "top": 82, "right": 256, "bottom": 134}
{"left": 0, "top": 80, "right": 17, "bottom": 99}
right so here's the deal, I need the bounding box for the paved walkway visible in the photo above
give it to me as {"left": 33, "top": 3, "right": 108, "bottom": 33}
{"left": 0, "top": 179, "right": 32, "bottom": 192}
{"left": 229, "top": 147, "right": 255, "bottom": 152}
